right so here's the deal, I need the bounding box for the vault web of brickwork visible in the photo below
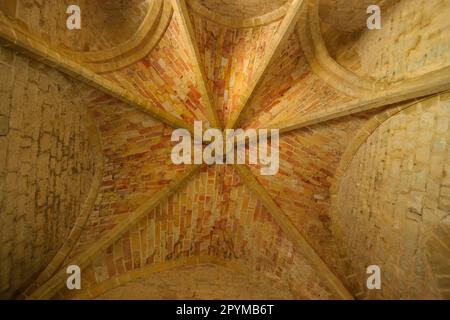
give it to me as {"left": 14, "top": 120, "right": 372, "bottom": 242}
{"left": 1, "top": 0, "right": 448, "bottom": 300}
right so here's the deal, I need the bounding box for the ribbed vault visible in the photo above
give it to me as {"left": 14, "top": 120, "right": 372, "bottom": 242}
{"left": 0, "top": 0, "right": 449, "bottom": 300}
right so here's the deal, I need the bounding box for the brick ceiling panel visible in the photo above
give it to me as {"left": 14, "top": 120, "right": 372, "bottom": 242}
{"left": 190, "top": 13, "right": 282, "bottom": 125}
{"left": 68, "top": 96, "right": 190, "bottom": 258}
{"left": 240, "top": 35, "right": 354, "bottom": 129}
{"left": 57, "top": 165, "right": 338, "bottom": 299}
{"left": 57, "top": 165, "right": 225, "bottom": 298}
{"left": 103, "top": 16, "right": 211, "bottom": 127}
{"left": 246, "top": 114, "right": 373, "bottom": 282}
{"left": 215, "top": 166, "right": 337, "bottom": 299}
{"left": 195, "top": 166, "right": 341, "bottom": 298}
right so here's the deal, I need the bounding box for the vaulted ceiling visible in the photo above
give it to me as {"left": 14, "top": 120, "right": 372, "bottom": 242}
{"left": 0, "top": 0, "right": 449, "bottom": 300}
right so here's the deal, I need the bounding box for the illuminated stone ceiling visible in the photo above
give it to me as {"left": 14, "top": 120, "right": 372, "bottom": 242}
{"left": 0, "top": 0, "right": 449, "bottom": 300}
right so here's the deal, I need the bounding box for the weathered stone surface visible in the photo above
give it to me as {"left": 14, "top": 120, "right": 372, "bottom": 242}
{"left": 0, "top": 115, "right": 9, "bottom": 136}
{"left": 0, "top": 47, "right": 98, "bottom": 299}
{"left": 333, "top": 98, "right": 450, "bottom": 299}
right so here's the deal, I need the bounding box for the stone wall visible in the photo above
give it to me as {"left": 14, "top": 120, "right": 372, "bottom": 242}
{"left": 358, "top": 0, "right": 450, "bottom": 82}
{"left": 320, "top": 0, "right": 450, "bottom": 84}
{"left": 332, "top": 94, "right": 450, "bottom": 299}
{"left": 0, "top": 47, "right": 100, "bottom": 298}
{"left": 319, "top": 0, "right": 393, "bottom": 32}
